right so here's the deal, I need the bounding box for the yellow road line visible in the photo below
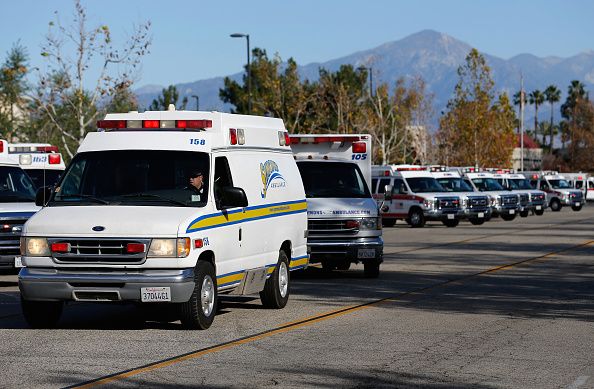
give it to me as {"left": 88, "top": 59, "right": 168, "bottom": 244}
{"left": 68, "top": 239, "right": 594, "bottom": 389}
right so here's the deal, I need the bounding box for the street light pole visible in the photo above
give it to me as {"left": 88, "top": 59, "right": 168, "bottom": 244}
{"left": 191, "top": 95, "right": 199, "bottom": 111}
{"left": 230, "top": 33, "right": 251, "bottom": 114}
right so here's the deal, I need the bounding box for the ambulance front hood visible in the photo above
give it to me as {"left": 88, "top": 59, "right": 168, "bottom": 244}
{"left": 306, "top": 197, "right": 378, "bottom": 218}
{"left": 0, "top": 202, "right": 40, "bottom": 218}
{"left": 24, "top": 205, "right": 196, "bottom": 237}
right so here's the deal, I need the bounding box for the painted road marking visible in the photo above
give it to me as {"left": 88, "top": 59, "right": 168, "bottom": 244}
{"left": 66, "top": 239, "right": 594, "bottom": 388}
{"left": 568, "top": 375, "right": 590, "bottom": 389}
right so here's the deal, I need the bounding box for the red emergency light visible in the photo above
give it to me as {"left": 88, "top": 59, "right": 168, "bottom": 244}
{"left": 143, "top": 120, "right": 160, "bottom": 128}
{"left": 352, "top": 142, "right": 366, "bottom": 153}
{"left": 229, "top": 128, "right": 238, "bottom": 145}
{"left": 51, "top": 243, "right": 71, "bottom": 253}
{"left": 48, "top": 154, "right": 61, "bottom": 164}
{"left": 97, "top": 119, "right": 212, "bottom": 130}
{"left": 97, "top": 120, "right": 126, "bottom": 129}
{"left": 37, "top": 146, "right": 59, "bottom": 153}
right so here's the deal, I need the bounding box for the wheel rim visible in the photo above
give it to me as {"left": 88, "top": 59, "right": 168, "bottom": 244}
{"left": 201, "top": 275, "right": 215, "bottom": 316}
{"left": 278, "top": 262, "right": 289, "bottom": 298}
{"left": 411, "top": 212, "right": 421, "bottom": 225}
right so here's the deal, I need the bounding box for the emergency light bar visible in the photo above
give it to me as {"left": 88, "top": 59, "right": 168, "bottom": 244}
{"left": 97, "top": 119, "right": 213, "bottom": 130}
{"left": 288, "top": 135, "right": 361, "bottom": 144}
{"left": 8, "top": 145, "right": 59, "bottom": 153}
{"left": 394, "top": 166, "right": 427, "bottom": 171}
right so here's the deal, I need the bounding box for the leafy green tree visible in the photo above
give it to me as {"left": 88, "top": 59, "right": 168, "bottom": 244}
{"left": 528, "top": 89, "right": 545, "bottom": 144}
{"left": 106, "top": 81, "right": 138, "bottom": 113}
{"left": 437, "top": 49, "right": 515, "bottom": 167}
{"left": 32, "top": 0, "right": 151, "bottom": 158}
{"left": 561, "top": 80, "right": 589, "bottom": 149}
{"left": 544, "top": 85, "right": 561, "bottom": 150}
{"left": 149, "top": 85, "right": 187, "bottom": 111}
{"left": 0, "top": 42, "right": 29, "bottom": 141}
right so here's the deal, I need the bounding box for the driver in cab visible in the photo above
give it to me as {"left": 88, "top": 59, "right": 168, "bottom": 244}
{"left": 186, "top": 170, "right": 207, "bottom": 202}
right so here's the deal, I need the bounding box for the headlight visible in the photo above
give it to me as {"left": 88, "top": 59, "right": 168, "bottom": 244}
{"left": 148, "top": 238, "right": 190, "bottom": 258}
{"left": 23, "top": 237, "right": 50, "bottom": 256}
{"left": 360, "top": 217, "right": 381, "bottom": 230}
{"left": 423, "top": 199, "right": 435, "bottom": 208}
{"left": 462, "top": 198, "right": 469, "bottom": 208}
{"left": 488, "top": 196, "right": 497, "bottom": 207}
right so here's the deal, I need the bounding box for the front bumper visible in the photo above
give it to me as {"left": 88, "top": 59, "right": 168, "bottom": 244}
{"left": 492, "top": 206, "right": 518, "bottom": 217}
{"left": 424, "top": 209, "right": 462, "bottom": 221}
{"left": 18, "top": 267, "right": 195, "bottom": 303}
{"left": 308, "top": 237, "right": 383, "bottom": 264}
{"left": 460, "top": 208, "right": 492, "bottom": 219}
{"left": 561, "top": 198, "right": 583, "bottom": 206}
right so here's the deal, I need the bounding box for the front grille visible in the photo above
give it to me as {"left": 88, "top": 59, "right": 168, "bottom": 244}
{"left": 49, "top": 238, "right": 150, "bottom": 264}
{"left": 531, "top": 193, "right": 545, "bottom": 204}
{"left": 0, "top": 219, "right": 26, "bottom": 255}
{"left": 436, "top": 197, "right": 460, "bottom": 211}
{"left": 519, "top": 193, "right": 529, "bottom": 206}
{"left": 308, "top": 219, "right": 358, "bottom": 236}
{"left": 502, "top": 195, "right": 518, "bottom": 208}
{"left": 468, "top": 196, "right": 489, "bottom": 210}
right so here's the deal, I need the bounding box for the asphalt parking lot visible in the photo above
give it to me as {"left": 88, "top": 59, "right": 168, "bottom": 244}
{"left": 1, "top": 207, "right": 593, "bottom": 388}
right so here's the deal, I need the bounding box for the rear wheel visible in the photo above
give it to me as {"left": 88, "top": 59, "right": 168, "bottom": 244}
{"left": 550, "top": 199, "right": 562, "bottom": 212}
{"left": 442, "top": 219, "right": 459, "bottom": 227}
{"left": 382, "top": 218, "right": 396, "bottom": 227}
{"left": 21, "top": 298, "right": 63, "bottom": 329}
{"left": 407, "top": 209, "right": 425, "bottom": 228}
{"left": 363, "top": 262, "right": 380, "bottom": 278}
{"left": 520, "top": 210, "right": 529, "bottom": 218}
{"left": 534, "top": 208, "right": 545, "bottom": 216}
{"left": 260, "top": 251, "right": 290, "bottom": 309}
{"left": 572, "top": 204, "right": 583, "bottom": 211}
{"left": 180, "top": 261, "right": 217, "bottom": 330}
{"left": 469, "top": 218, "right": 485, "bottom": 225}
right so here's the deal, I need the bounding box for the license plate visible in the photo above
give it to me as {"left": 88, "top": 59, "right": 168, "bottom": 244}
{"left": 509, "top": 209, "right": 515, "bottom": 215}
{"left": 447, "top": 214, "right": 454, "bottom": 219}
{"left": 478, "top": 212, "right": 484, "bottom": 218}
{"left": 358, "top": 249, "right": 375, "bottom": 259}
{"left": 141, "top": 287, "right": 171, "bottom": 302}
{"left": 576, "top": 202, "right": 581, "bottom": 207}
{"left": 14, "top": 256, "right": 23, "bottom": 268}
{"left": 535, "top": 205, "right": 542, "bottom": 210}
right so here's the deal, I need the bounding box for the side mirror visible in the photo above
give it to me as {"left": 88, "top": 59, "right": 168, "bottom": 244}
{"left": 218, "top": 186, "right": 248, "bottom": 209}
{"left": 35, "top": 186, "right": 52, "bottom": 207}
{"left": 384, "top": 185, "right": 393, "bottom": 201}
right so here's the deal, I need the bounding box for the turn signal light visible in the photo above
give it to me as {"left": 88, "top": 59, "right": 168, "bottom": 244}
{"left": 51, "top": 243, "right": 71, "bottom": 253}
{"left": 126, "top": 243, "right": 146, "bottom": 254}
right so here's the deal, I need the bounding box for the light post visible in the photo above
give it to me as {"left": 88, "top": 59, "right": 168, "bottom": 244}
{"left": 191, "top": 95, "right": 200, "bottom": 111}
{"left": 358, "top": 66, "right": 373, "bottom": 97}
{"left": 230, "top": 33, "right": 251, "bottom": 114}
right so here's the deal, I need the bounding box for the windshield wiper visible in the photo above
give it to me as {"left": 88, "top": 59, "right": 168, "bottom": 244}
{"left": 121, "top": 193, "right": 187, "bottom": 206}
{"left": 56, "top": 194, "right": 110, "bottom": 204}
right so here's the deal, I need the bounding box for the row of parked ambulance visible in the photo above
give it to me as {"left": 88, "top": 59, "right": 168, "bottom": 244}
{"left": 371, "top": 165, "right": 585, "bottom": 228}
{"left": 10, "top": 109, "right": 387, "bottom": 330}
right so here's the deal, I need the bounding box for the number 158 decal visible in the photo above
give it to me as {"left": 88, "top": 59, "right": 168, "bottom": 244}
{"left": 190, "top": 139, "right": 206, "bottom": 145}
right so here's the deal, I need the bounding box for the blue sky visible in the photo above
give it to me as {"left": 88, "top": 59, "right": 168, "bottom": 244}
{"left": 1, "top": 0, "right": 593, "bottom": 87}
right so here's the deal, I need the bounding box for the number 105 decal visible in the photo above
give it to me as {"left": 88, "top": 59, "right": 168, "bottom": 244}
{"left": 190, "top": 139, "right": 206, "bottom": 145}
{"left": 352, "top": 154, "right": 367, "bottom": 160}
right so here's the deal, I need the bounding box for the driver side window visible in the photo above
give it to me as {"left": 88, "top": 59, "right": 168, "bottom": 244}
{"left": 214, "top": 157, "right": 234, "bottom": 209}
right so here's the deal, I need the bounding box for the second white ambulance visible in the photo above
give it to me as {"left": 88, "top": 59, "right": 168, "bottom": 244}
{"left": 19, "top": 108, "right": 308, "bottom": 330}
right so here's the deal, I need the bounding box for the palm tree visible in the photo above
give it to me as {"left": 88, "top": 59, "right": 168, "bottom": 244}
{"left": 561, "top": 80, "right": 589, "bottom": 148}
{"left": 544, "top": 85, "right": 561, "bottom": 151}
{"left": 528, "top": 90, "right": 545, "bottom": 145}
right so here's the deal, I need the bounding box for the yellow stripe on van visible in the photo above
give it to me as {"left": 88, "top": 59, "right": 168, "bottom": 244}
{"left": 186, "top": 199, "right": 307, "bottom": 233}
{"left": 217, "top": 272, "right": 245, "bottom": 287}
{"left": 289, "top": 256, "right": 308, "bottom": 270}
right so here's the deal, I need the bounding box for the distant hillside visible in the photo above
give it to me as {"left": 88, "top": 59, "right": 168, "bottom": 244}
{"left": 135, "top": 29, "right": 594, "bottom": 128}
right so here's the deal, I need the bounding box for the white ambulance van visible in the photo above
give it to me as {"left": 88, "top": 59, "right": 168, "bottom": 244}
{"left": 289, "top": 134, "right": 383, "bottom": 278}
{"left": 371, "top": 166, "right": 464, "bottom": 228}
{"left": 462, "top": 171, "right": 520, "bottom": 221}
{"left": 19, "top": 108, "right": 308, "bottom": 330}
{"left": 493, "top": 173, "right": 547, "bottom": 216}
{"left": 8, "top": 143, "right": 66, "bottom": 189}
{"left": 0, "top": 140, "right": 40, "bottom": 271}
{"left": 523, "top": 171, "right": 583, "bottom": 212}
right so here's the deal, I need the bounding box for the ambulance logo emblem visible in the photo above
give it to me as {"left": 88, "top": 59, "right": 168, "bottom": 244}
{"left": 260, "top": 160, "right": 286, "bottom": 198}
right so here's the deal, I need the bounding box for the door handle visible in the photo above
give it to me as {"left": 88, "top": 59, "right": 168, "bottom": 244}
{"left": 239, "top": 227, "right": 242, "bottom": 241}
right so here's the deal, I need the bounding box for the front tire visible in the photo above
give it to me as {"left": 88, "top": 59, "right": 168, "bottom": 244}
{"left": 382, "top": 218, "right": 396, "bottom": 227}
{"left": 520, "top": 210, "right": 529, "bottom": 218}
{"left": 407, "top": 209, "right": 425, "bottom": 228}
{"left": 572, "top": 204, "right": 583, "bottom": 211}
{"left": 21, "top": 298, "right": 63, "bottom": 329}
{"left": 550, "top": 199, "right": 562, "bottom": 212}
{"left": 180, "top": 261, "right": 217, "bottom": 330}
{"left": 363, "top": 262, "right": 380, "bottom": 278}
{"left": 260, "top": 251, "right": 290, "bottom": 309}
{"left": 534, "top": 208, "right": 545, "bottom": 216}
{"left": 442, "top": 219, "right": 459, "bottom": 227}
{"left": 469, "top": 218, "right": 485, "bottom": 225}
{"left": 501, "top": 213, "right": 517, "bottom": 221}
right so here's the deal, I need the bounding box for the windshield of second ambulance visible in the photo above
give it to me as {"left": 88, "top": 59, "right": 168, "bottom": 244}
{"left": 472, "top": 178, "right": 505, "bottom": 191}
{"left": 549, "top": 179, "right": 572, "bottom": 189}
{"left": 297, "top": 161, "right": 370, "bottom": 198}
{"left": 435, "top": 177, "right": 473, "bottom": 192}
{"left": 0, "top": 166, "right": 36, "bottom": 202}
{"left": 508, "top": 178, "right": 533, "bottom": 190}
{"left": 52, "top": 150, "right": 209, "bottom": 206}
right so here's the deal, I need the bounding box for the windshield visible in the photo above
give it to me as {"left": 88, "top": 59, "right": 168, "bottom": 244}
{"left": 25, "top": 169, "right": 63, "bottom": 190}
{"left": 549, "top": 179, "right": 571, "bottom": 189}
{"left": 435, "top": 177, "right": 473, "bottom": 192}
{"left": 0, "top": 166, "right": 36, "bottom": 202}
{"left": 508, "top": 178, "right": 533, "bottom": 190}
{"left": 52, "top": 150, "right": 209, "bottom": 206}
{"left": 297, "top": 162, "right": 370, "bottom": 198}
{"left": 406, "top": 177, "right": 446, "bottom": 193}
{"left": 472, "top": 178, "right": 505, "bottom": 191}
